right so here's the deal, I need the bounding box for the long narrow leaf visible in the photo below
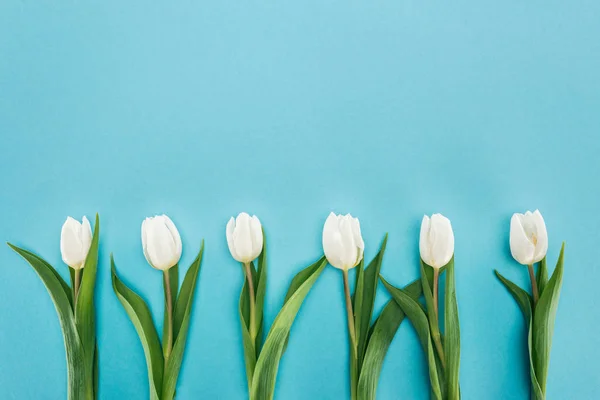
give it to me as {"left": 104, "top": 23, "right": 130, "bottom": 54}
{"left": 111, "top": 256, "right": 163, "bottom": 400}
{"left": 74, "top": 214, "right": 100, "bottom": 399}
{"left": 495, "top": 270, "right": 543, "bottom": 397}
{"left": 250, "top": 258, "right": 327, "bottom": 400}
{"left": 532, "top": 243, "right": 565, "bottom": 395}
{"left": 280, "top": 256, "right": 326, "bottom": 354}
{"left": 172, "top": 244, "right": 204, "bottom": 338}
{"left": 239, "top": 260, "right": 259, "bottom": 392}
{"left": 381, "top": 276, "right": 442, "bottom": 400}
{"left": 8, "top": 244, "right": 86, "bottom": 400}
{"left": 163, "top": 264, "right": 179, "bottom": 359}
{"left": 444, "top": 258, "right": 460, "bottom": 400}
{"left": 254, "top": 233, "right": 268, "bottom": 351}
{"left": 359, "top": 267, "right": 444, "bottom": 400}
{"left": 162, "top": 244, "right": 204, "bottom": 400}
{"left": 421, "top": 261, "right": 444, "bottom": 366}
{"left": 356, "top": 235, "right": 387, "bottom": 367}
{"left": 352, "top": 258, "right": 365, "bottom": 398}
{"left": 536, "top": 257, "right": 548, "bottom": 297}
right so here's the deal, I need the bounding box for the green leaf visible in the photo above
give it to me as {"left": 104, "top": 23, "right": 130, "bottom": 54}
{"left": 74, "top": 214, "right": 100, "bottom": 399}
{"left": 536, "top": 257, "right": 548, "bottom": 296}
{"left": 239, "top": 260, "right": 259, "bottom": 393}
{"left": 356, "top": 235, "right": 388, "bottom": 368}
{"left": 444, "top": 258, "right": 460, "bottom": 400}
{"left": 163, "top": 264, "right": 179, "bottom": 360}
{"left": 281, "top": 256, "right": 326, "bottom": 354}
{"left": 250, "top": 258, "right": 327, "bottom": 400}
{"left": 255, "top": 234, "right": 268, "bottom": 352}
{"left": 420, "top": 261, "right": 444, "bottom": 367}
{"left": 351, "top": 258, "right": 365, "bottom": 399}
{"left": 8, "top": 243, "right": 86, "bottom": 400}
{"left": 532, "top": 243, "right": 565, "bottom": 396}
{"left": 162, "top": 243, "right": 204, "bottom": 400}
{"left": 111, "top": 256, "right": 163, "bottom": 400}
{"left": 494, "top": 270, "right": 533, "bottom": 321}
{"left": 495, "top": 270, "right": 543, "bottom": 398}
{"left": 381, "top": 276, "right": 442, "bottom": 400}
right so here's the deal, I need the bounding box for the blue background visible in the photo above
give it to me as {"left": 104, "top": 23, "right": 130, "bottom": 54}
{"left": 0, "top": 1, "right": 598, "bottom": 399}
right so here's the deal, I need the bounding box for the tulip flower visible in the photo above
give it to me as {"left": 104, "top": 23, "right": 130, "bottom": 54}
{"left": 419, "top": 213, "right": 455, "bottom": 270}
{"left": 510, "top": 210, "right": 548, "bottom": 266}
{"left": 322, "top": 212, "right": 364, "bottom": 271}
{"left": 141, "top": 214, "right": 182, "bottom": 271}
{"left": 60, "top": 216, "right": 93, "bottom": 270}
{"left": 141, "top": 214, "right": 182, "bottom": 360}
{"left": 61, "top": 216, "right": 93, "bottom": 303}
{"left": 509, "top": 209, "right": 548, "bottom": 304}
{"left": 322, "top": 211, "right": 364, "bottom": 392}
{"left": 420, "top": 213, "right": 454, "bottom": 345}
{"left": 226, "top": 213, "right": 263, "bottom": 263}
{"left": 226, "top": 212, "right": 264, "bottom": 341}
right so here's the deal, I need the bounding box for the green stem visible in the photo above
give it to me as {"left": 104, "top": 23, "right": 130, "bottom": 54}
{"left": 343, "top": 269, "right": 358, "bottom": 400}
{"left": 243, "top": 262, "right": 257, "bottom": 341}
{"left": 163, "top": 270, "right": 174, "bottom": 365}
{"left": 528, "top": 264, "right": 539, "bottom": 307}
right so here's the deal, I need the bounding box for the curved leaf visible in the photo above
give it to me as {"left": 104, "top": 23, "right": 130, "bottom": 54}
{"left": 250, "top": 258, "right": 327, "bottom": 400}
{"left": 239, "top": 258, "right": 259, "bottom": 393}
{"left": 255, "top": 233, "right": 268, "bottom": 349}
{"left": 111, "top": 256, "right": 163, "bottom": 400}
{"left": 536, "top": 257, "right": 548, "bottom": 296}
{"left": 381, "top": 276, "right": 442, "bottom": 400}
{"left": 162, "top": 243, "right": 204, "bottom": 400}
{"left": 495, "top": 270, "right": 543, "bottom": 398}
{"left": 533, "top": 243, "right": 565, "bottom": 395}
{"left": 356, "top": 300, "right": 404, "bottom": 400}
{"left": 8, "top": 243, "right": 86, "bottom": 400}
{"left": 280, "top": 256, "right": 326, "bottom": 354}
{"left": 444, "top": 258, "right": 460, "bottom": 400}
{"left": 356, "top": 235, "right": 387, "bottom": 367}
{"left": 163, "top": 264, "right": 179, "bottom": 360}
{"left": 75, "top": 214, "right": 100, "bottom": 399}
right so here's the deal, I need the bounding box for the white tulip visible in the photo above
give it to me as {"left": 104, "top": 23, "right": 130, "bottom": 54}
{"left": 322, "top": 212, "right": 364, "bottom": 270}
{"left": 226, "top": 213, "right": 263, "bottom": 263}
{"left": 141, "top": 215, "right": 182, "bottom": 271}
{"left": 420, "top": 214, "right": 455, "bottom": 269}
{"left": 510, "top": 210, "right": 548, "bottom": 265}
{"left": 60, "top": 216, "right": 93, "bottom": 269}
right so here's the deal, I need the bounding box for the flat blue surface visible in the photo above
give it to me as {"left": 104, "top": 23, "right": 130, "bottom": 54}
{"left": 0, "top": 1, "right": 599, "bottom": 399}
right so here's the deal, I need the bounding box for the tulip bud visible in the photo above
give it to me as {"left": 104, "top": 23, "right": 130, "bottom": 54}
{"left": 226, "top": 213, "right": 263, "bottom": 263}
{"left": 322, "top": 212, "right": 364, "bottom": 270}
{"left": 60, "top": 216, "right": 93, "bottom": 269}
{"left": 510, "top": 210, "right": 548, "bottom": 265}
{"left": 141, "top": 215, "right": 182, "bottom": 271}
{"left": 420, "top": 213, "right": 454, "bottom": 269}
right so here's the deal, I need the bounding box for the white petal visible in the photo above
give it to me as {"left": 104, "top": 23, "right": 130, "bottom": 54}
{"left": 141, "top": 218, "right": 151, "bottom": 266}
{"left": 145, "top": 217, "right": 178, "bottom": 270}
{"left": 338, "top": 215, "right": 357, "bottom": 269}
{"left": 226, "top": 217, "right": 240, "bottom": 261}
{"left": 61, "top": 217, "right": 85, "bottom": 268}
{"left": 350, "top": 216, "right": 364, "bottom": 266}
{"left": 162, "top": 215, "right": 182, "bottom": 264}
{"left": 323, "top": 213, "right": 345, "bottom": 269}
{"left": 419, "top": 215, "right": 431, "bottom": 265}
{"left": 250, "top": 215, "right": 263, "bottom": 260}
{"left": 233, "top": 213, "right": 253, "bottom": 262}
{"left": 80, "top": 216, "right": 93, "bottom": 265}
{"left": 510, "top": 213, "right": 535, "bottom": 265}
{"left": 532, "top": 210, "right": 548, "bottom": 263}
{"left": 429, "top": 214, "right": 454, "bottom": 268}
